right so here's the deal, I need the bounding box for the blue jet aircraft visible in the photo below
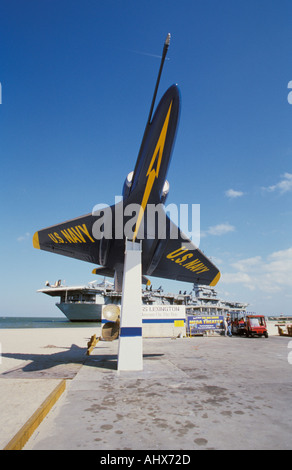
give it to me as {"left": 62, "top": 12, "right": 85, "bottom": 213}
{"left": 33, "top": 34, "right": 220, "bottom": 291}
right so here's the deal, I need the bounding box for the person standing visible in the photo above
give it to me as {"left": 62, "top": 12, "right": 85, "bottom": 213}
{"left": 223, "top": 317, "right": 228, "bottom": 336}
{"left": 227, "top": 318, "right": 232, "bottom": 337}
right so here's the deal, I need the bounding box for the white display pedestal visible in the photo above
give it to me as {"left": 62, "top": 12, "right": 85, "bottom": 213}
{"left": 117, "top": 239, "right": 143, "bottom": 371}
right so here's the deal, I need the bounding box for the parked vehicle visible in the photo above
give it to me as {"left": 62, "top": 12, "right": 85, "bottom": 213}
{"left": 230, "top": 313, "right": 268, "bottom": 338}
{"left": 245, "top": 315, "right": 268, "bottom": 338}
{"left": 231, "top": 314, "right": 246, "bottom": 336}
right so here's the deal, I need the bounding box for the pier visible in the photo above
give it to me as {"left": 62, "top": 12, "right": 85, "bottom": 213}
{"left": 0, "top": 326, "right": 291, "bottom": 450}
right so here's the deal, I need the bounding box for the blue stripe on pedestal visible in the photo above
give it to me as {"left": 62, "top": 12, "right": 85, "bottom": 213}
{"left": 120, "top": 327, "right": 142, "bottom": 337}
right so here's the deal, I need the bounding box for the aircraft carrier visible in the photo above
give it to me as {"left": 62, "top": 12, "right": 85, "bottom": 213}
{"left": 38, "top": 280, "right": 248, "bottom": 322}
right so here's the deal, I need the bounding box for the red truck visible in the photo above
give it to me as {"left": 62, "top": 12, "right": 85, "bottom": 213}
{"left": 245, "top": 315, "right": 268, "bottom": 338}
{"left": 231, "top": 313, "right": 268, "bottom": 338}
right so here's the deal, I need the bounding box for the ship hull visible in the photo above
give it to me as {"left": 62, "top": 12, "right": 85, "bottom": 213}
{"left": 56, "top": 303, "right": 102, "bottom": 322}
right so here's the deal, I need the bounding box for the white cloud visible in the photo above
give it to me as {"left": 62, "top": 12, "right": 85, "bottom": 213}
{"left": 205, "top": 223, "right": 235, "bottom": 236}
{"left": 263, "top": 172, "right": 292, "bottom": 194}
{"left": 221, "top": 271, "right": 255, "bottom": 289}
{"left": 17, "top": 232, "right": 30, "bottom": 242}
{"left": 225, "top": 189, "right": 244, "bottom": 199}
{"left": 231, "top": 256, "right": 262, "bottom": 272}
{"left": 221, "top": 247, "right": 292, "bottom": 293}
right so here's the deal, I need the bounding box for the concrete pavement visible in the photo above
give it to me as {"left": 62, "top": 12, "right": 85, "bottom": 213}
{"left": 17, "top": 335, "right": 292, "bottom": 450}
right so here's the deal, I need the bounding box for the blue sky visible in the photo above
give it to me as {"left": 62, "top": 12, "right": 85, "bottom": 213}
{"left": 1, "top": 0, "right": 292, "bottom": 316}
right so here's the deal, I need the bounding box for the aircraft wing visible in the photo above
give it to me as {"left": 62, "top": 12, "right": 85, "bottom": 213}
{"left": 33, "top": 213, "right": 100, "bottom": 264}
{"left": 33, "top": 208, "right": 220, "bottom": 287}
{"left": 146, "top": 215, "right": 220, "bottom": 287}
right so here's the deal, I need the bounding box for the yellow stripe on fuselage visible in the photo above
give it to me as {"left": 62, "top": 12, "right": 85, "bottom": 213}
{"left": 133, "top": 101, "right": 173, "bottom": 241}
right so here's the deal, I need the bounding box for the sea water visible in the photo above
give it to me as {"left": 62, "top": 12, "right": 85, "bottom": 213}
{"left": 0, "top": 317, "right": 101, "bottom": 329}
